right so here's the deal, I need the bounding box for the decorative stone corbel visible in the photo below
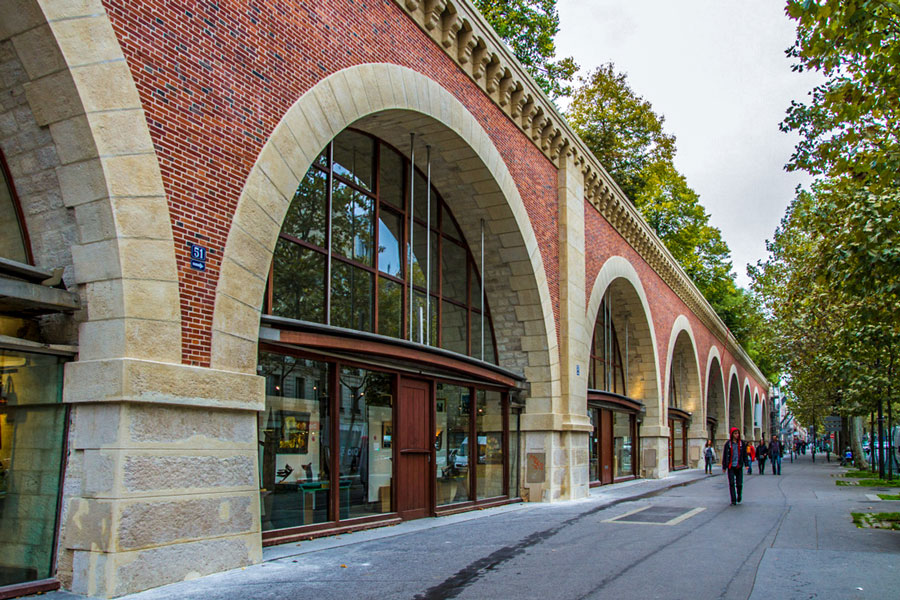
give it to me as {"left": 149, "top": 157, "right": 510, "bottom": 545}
{"left": 441, "top": 9, "right": 461, "bottom": 48}
{"left": 457, "top": 22, "right": 475, "bottom": 64}
{"left": 424, "top": 0, "right": 448, "bottom": 30}
{"left": 472, "top": 39, "right": 490, "bottom": 80}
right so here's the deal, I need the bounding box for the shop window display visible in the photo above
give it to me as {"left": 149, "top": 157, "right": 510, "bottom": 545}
{"left": 257, "top": 353, "right": 331, "bottom": 530}
{"left": 475, "top": 390, "right": 504, "bottom": 499}
{"left": 0, "top": 349, "right": 66, "bottom": 587}
{"left": 435, "top": 384, "right": 469, "bottom": 505}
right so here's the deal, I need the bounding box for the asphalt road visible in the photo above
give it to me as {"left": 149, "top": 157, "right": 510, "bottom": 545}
{"left": 36, "top": 455, "right": 900, "bottom": 600}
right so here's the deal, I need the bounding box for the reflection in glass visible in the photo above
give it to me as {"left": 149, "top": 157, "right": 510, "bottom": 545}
{"left": 436, "top": 384, "right": 470, "bottom": 505}
{"left": 332, "top": 181, "right": 374, "bottom": 266}
{"left": 379, "top": 145, "right": 404, "bottom": 208}
{"left": 377, "top": 210, "right": 402, "bottom": 277}
{"left": 484, "top": 321, "right": 497, "bottom": 364}
{"left": 476, "top": 390, "right": 504, "bottom": 499}
{"left": 339, "top": 367, "right": 393, "bottom": 519}
{"left": 412, "top": 171, "right": 438, "bottom": 225}
{"left": 333, "top": 129, "right": 374, "bottom": 191}
{"left": 331, "top": 260, "right": 373, "bottom": 332}
{"left": 271, "top": 241, "right": 325, "bottom": 323}
{"left": 441, "top": 240, "right": 467, "bottom": 303}
{"left": 0, "top": 350, "right": 65, "bottom": 586}
{"left": 0, "top": 167, "right": 28, "bottom": 263}
{"left": 589, "top": 409, "right": 599, "bottom": 482}
{"left": 613, "top": 412, "right": 633, "bottom": 478}
{"left": 412, "top": 291, "right": 437, "bottom": 345}
{"left": 442, "top": 204, "right": 462, "bottom": 241}
{"left": 673, "top": 420, "right": 685, "bottom": 467}
{"left": 469, "top": 311, "right": 482, "bottom": 361}
{"left": 378, "top": 277, "right": 403, "bottom": 339}
{"left": 440, "top": 301, "right": 467, "bottom": 356}
{"left": 258, "top": 354, "right": 331, "bottom": 530}
{"left": 282, "top": 167, "right": 326, "bottom": 246}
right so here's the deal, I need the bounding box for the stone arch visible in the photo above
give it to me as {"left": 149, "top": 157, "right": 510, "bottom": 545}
{"left": 586, "top": 256, "right": 663, "bottom": 477}
{"left": 727, "top": 366, "right": 741, "bottom": 437}
{"left": 705, "top": 346, "right": 726, "bottom": 447}
{"left": 210, "top": 63, "right": 558, "bottom": 400}
{"left": 753, "top": 391, "right": 761, "bottom": 440}
{"left": 663, "top": 315, "right": 703, "bottom": 466}
{"left": 3, "top": 0, "right": 181, "bottom": 364}
{"left": 743, "top": 380, "right": 753, "bottom": 441}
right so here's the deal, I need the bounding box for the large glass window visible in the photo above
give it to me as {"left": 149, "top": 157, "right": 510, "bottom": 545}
{"left": 0, "top": 159, "right": 28, "bottom": 264}
{"left": 476, "top": 390, "right": 504, "bottom": 499}
{"left": 0, "top": 350, "right": 67, "bottom": 586}
{"left": 435, "top": 384, "right": 470, "bottom": 505}
{"left": 589, "top": 298, "right": 625, "bottom": 394}
{"left": 614, "top": 411, "right": 634, "bottom": 478}
{"left": 267, "top": 129, "right": 498, "bottom": 363}
{"left": 257, "top": 354, "right": 331, "bottom": 530}
{"left": 338, "top": 367, "right": 393, "bottom": 519}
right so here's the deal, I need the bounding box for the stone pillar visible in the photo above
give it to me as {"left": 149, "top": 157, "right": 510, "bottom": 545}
{"left": 60, "top": 360, "right": 264, "bottom": 598}
{"left": 640, "top": 425, "right": 669, "bottom": 479}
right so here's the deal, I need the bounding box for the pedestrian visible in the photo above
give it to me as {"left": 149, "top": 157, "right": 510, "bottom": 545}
{"left": 722, "top": 427, "right": 747, "bottom": 505}
{"left": 756, "top": 437, "right": 768, "bottom": 474}
{"left": 769, "top": 434, "right": 782, "bottom": 475}
{"left": 703, "top": 440, "right": 716, "bottom": 474}
{"left": 746, "top": 440, "right": 756, "bottom": 474}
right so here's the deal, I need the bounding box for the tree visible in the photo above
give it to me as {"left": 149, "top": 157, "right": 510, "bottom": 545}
{"left": 782, "top": 0, "right": 900, "bottom": 191}
{"left": 473, "top": 0, "right": 578, "bottom": 100}
{"left": 567, "top": 64, "right": 676, "bottom": 200}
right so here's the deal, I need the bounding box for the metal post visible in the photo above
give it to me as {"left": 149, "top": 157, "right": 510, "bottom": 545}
{"left": 425, "top": 145, "right": 432, "bottom": 346}
{"left": 480, "top": 218, "right": 484, "bottom": 360}
{"left": 888, "top": 398, "right": 894, "bottom": 480}
{"left": 408, "top": 133, "right": 415, "bottom": 342}
{"left": 325, "top": 141, "right": 334, "bottom": 325}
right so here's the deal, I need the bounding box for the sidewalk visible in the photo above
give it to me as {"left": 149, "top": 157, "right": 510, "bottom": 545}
{"left": 27, "top": 468, "right": 712, "bottom": 600}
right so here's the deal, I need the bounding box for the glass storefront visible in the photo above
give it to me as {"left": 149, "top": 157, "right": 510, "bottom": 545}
{"left": 338, "top": 366, "right": 393, "bottom": 519}
{"left": 257, "top": 354, "right": 331, "bottom": 530}
{"left": 0, "top": 349, "right": 67, "bottom": 587}
{"left": 435, "top": 384, "right": 470, "bottom": 505}
{"left": 259, "top": 348, "right": 515, "bottom": 536}
{"left": 669, "top": 417, "right": 687, "bottom": 470}
{"left": 588, "top": 404, "right": 638, "bottom": 485}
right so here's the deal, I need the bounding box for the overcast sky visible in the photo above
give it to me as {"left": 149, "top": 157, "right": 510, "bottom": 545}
{"left": 555, "top": 1, "right": 821, "bottom": 288}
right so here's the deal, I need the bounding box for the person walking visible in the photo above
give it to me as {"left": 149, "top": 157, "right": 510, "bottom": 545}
{"left": 769, "top": 434, "right": 782, "bottom": 475}
{"left": 746, "top": 440, "right": 756, "bottom": 474}
{"left": 703, "top": 440, "right": 716, "bottom": 474}
{"left": 722, "top": 427, "right": 747, "bottom": 505}
{"left": 756, "top": 438, "right": 768, "bottom": 474}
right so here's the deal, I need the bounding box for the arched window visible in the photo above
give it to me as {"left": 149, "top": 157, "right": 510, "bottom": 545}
{"left": 0, "top": 152, "right": 30, "bottom": 264}
{"left": 668, "top": 361, "right": 679, "bottom": 408}
{"left": 589, "top": 297, "right": 625, "bottom": 395}
{"left": 266, "top": 129, "right": 498, "bottom": 364}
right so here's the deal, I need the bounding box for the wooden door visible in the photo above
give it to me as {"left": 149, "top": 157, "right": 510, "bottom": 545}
{"left": 599, "top": 409, "right": 614, "bottom": 485}
{"left": 396, "top": 378, "right": 431, "bottom": 519}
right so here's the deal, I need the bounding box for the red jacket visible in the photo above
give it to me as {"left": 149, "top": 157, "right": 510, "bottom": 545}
{"left": 722, "top": 440, "right": 747, "bottom": 469}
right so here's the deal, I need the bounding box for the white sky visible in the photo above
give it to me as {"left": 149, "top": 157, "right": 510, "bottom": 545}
{"left": 555, "top": 0, "right": 821, "bottom": 288}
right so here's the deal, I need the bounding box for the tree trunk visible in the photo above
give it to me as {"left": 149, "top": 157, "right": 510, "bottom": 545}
{"left": 851, "top": 416, "right": 866, "bottom": 469}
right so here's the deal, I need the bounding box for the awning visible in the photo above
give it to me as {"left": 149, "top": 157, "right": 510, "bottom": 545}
{"left": 0, "top": 257, "right": 80, "bottom": 316}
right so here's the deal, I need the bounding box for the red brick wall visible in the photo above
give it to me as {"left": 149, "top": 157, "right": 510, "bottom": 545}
{"left": 584, "top": 200, "right": 767, "bottom": 401}
{"left": 101, "top": 0, "right": 559, "bottom": 366}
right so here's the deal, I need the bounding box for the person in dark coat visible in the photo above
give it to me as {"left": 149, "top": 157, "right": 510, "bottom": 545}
{"left": 756, "top": 438, "right": 769, "bottom": 474}
{"left": 722, "top": 427, "right": 748, "bottom": 505}
{"left": 769, "top": 435, "right": 783, "bottom": 475}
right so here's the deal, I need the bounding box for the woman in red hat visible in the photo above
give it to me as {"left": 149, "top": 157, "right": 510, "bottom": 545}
{"left": 722, "top": 427, "right": 748, "bottom": 505}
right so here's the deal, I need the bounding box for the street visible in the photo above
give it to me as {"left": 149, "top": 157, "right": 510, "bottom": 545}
{"left": 37, "top": 454, "right": 900, "bottom": 600}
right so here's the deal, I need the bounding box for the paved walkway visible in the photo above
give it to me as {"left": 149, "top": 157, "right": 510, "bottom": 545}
{"left": 27, "top": 454, "right": 900, "bottom": 600}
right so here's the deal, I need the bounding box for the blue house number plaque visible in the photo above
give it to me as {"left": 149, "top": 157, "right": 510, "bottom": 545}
{"left": 190, "top": 244, "right": 207, "bottom": 271}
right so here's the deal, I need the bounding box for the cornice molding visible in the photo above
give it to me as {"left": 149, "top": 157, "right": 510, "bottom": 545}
{"left": 393, "top": 0, "right": 767, "bottom": 387}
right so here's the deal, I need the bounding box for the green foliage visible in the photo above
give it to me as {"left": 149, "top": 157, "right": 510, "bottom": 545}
{"left": 473, "top": 0, "right": 578, "bottom": 99}
{"left": 782, "top": 0, "right": 900, "bottom": 191}
{"left": 567, "top": 64, "right": 774, "bottom": 378}
{"left": 567, "top": 64, "right": 676, "bottom": 199}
